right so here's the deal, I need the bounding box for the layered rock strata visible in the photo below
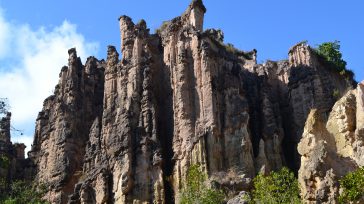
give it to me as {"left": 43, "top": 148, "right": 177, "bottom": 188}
{"left": 27, "top": 0, "right": 357, "bottom": 203}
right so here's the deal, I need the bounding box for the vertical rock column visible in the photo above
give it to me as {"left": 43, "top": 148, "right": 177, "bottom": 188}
{"left": 101, "top": 17, "right": 165, "bottom": 203}
{"left": 29, "top": 49, "right": 105, "bottom": 204}
{"left": 0, "top": 113, "right": 11, "bottom": 144}
{"left": 298, "top": 86, "right": 364, "bottom": 203}
{"left": 285, "top": 43, "right": 352, "bottom": 170}
{"left": 160, "top": 1, "right": 256, "bottom": 199}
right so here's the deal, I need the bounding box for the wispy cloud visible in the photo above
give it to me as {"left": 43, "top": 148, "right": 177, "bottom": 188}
{"left": 0, "top": 8, "right": 99, "bottom": 154}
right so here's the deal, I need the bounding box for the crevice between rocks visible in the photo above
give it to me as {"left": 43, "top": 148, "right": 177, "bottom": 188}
{"left": 155, "top": 62, "right": 175, "bottom": 203}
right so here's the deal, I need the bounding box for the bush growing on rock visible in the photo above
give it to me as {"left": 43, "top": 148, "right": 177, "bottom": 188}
{"left": 315, "top": 41, "right": 355, "bottom": 80}
{"left": 339, "top": 167, "right": 364, "bottom": 203}
{"left": 180, "top": 164, "right": 225, "bottom": 204}
{"left": 315, "top": 41, "right": 346, "bottom": 72}
{"left": 250, "top": 167, "right": 301, "bottom": 204}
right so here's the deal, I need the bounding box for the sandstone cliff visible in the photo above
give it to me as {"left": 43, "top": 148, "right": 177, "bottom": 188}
{"left": 25, "top": 0, "right": 360, "bottom": 203}
{"left": 298, "top": 82, "right": 364, "bottom": 203}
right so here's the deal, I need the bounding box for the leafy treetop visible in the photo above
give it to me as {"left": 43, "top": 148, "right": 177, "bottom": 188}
{"left": 180, "top": 164, "right": 225, "bottom": 204}
{"left": 250, "top": 167, "right": 301, "bottom": 204}
{"left": 316, "top": 40, "right": 347, "bottom": 72}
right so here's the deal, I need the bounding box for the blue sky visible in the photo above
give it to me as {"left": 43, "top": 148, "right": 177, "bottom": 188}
{"left": 1, "top": 0, "right": 364, "bottom": 74}
{"left": 0, "top": 0, "right": 363, "bottom": 152}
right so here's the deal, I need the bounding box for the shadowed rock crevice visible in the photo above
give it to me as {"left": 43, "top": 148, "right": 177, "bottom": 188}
{"left": 155, "top": 65, "right": 175, "bottom": 203}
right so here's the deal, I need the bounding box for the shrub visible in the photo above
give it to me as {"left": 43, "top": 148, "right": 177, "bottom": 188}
{"left": 315, "top": 41, "right": 347, "bottom": 72}
{"left": 180, "top": 164, "right": 225, "bottom": 204}
{"left": 251, "top": 167, "right": 301, "bottom": 204}
{"left": 339, "top": 167, "right": 364, "bottom": 203}
{"left": 0, "top": 155, "right": 10, "bottom": 169}
{"left": 155, "top": 21, "right": 169, "bottom": 34}
{"left": 0, "top": 181, "right": 49, "bottom": 204}
{"left": 224, "top": 43, "right": 239, "bottom": 54}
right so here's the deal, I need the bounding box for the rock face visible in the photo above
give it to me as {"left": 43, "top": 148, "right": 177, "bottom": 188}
{"left": 0, "top": 113, "right": 30, "bottom": 191}
{"left": 27, "top": 0, "right": 358, "bottom": 203}
{"left": 298, "top": 82, "right": 364, "bottom": 203}
{"left": 28, "top": 49, "right": 105, "bottom": 203}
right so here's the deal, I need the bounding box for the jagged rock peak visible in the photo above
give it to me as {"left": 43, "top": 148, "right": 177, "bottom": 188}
{"left": 188, "top": 0, "right": 207, "bottom": 13}
{"left": 0, "top": 113, "right": 30, "bottom": 185}
{"left": 68, "top": 47, "right": 77, "bottom": 56}
{"left": 107, "top": 45, "right": 117, "bottom": 56}
{"left": 288, "top": 41, "right": 318, "bottom": 67}
{"left": 0, "top": 112, "right": 11, "bottom": 143}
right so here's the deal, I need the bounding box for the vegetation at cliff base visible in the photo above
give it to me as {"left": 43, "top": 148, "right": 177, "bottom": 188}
{"left": 339, "top": 167, "right": 364, "bottom": 203}
{"left": 0, "top": 180, "right": 49, "bottom": 204}
{"left": 249, "top": 167, "right": 301, "bottom": 204}
{"left": 180, "top": 164, "right": 225, "bottom": 204}
{"left": 0, "top": 155, "right": 10, "bottom": 196}
{"left": 0, "top": 155, "right": 10, "bottom": 169}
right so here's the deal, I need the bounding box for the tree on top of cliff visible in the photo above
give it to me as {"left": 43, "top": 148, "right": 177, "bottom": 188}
{"left": 316, "top": 41, "right": 346, "bottom": 71}
{"left": 315, "top": 41, "right": 355, "bottom": 80}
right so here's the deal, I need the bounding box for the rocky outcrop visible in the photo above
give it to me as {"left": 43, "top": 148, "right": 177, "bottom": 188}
{"left": 26, "top": 0, "right": 358, "bottom": 203}
{"left": 298, "top": 81, "right": 364, "bottom": 203}
{"left": 227, "top": 191, "right": 250, "bottom": 204}
{"left": 284, "top": 43, "right": 353, "bottom": 170}
{"left": 0, "top": 113, "right": 30, "bottom": 192}
{"left": 28, "top": 49, "right": 105, "bottom": 203}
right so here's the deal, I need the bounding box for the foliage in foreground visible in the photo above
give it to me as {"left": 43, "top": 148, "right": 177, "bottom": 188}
{"left": 250, "top": 167, "right": 301, "bottom": 204}
{"left": 0, "top": 180, "right": 49, "bottom": 204}
{"left": 339, "top": 167, "right": 364, "bottom": 203}
{"left": 180, "top": 164, "right": 225, "bottom": 204}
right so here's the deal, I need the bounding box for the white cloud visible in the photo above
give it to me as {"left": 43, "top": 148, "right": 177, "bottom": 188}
{"left": 0, "top": 9, "right": 99, "bottom": 155}
{"left": 0, "top": 8, "right": 10, "bottom": 58}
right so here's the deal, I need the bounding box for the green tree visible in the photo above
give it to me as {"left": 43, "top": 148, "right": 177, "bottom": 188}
{"left": 339, "top": 167, "right": 364, "bottom": 203}
{"left": 251, "top": 167, "right": 301, "bottom": 204}
{"left": 315, "top": 41, "right": 347, "bottom": 72}
{"left": 180, "top": 164, "right": 225, "bottom": 204}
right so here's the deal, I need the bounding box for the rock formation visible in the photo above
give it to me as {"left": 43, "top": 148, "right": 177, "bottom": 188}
{"left": 298, "top": 81, "right": 364, "bottom": 203}
{"left": 0, "top": 113, "right": 30, "bottom": 191}
{"left": 28, "top": 49, "right": 105, "bottom": 203}
{"left": 23, "top": 0, "right": 360, "bottom": 203}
